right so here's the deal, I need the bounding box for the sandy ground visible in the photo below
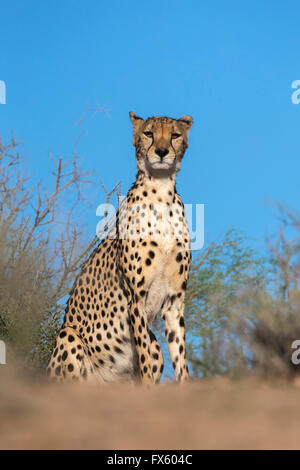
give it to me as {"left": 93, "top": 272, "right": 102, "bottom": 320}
{"left": 1, "top": 366, "right": 300, "bottom": 450}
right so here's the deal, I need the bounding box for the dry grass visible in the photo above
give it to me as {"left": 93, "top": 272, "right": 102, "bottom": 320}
{"left": 1, "top": 364, "right": 300, "bottom": 450}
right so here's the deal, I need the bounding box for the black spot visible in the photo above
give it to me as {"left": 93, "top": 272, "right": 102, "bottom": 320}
{"left": 68, "top": 335, "right": 75, "bottom": 342}
{"left": 109, "top": 355, "right": 115, "bottom": 363}
{"left": 148, "top": 330, "right": 156, "bottom": 343}
{"left": 114, "top": 346, "right": 124, "bottom": 354}
{"left": 168, "top": 331, "right": 175, "bottom": 343}
{"left": 68, "top": 364, "right": 74, "bottom": 372}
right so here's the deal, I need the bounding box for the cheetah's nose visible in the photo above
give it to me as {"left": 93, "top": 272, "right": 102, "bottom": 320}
{"left": 155, "top": 147, "right": 169, "bottom": 159}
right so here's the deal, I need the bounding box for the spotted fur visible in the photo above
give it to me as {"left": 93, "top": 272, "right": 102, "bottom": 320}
{"left": 47, "top": 112, "right": 193, "bottom": 385}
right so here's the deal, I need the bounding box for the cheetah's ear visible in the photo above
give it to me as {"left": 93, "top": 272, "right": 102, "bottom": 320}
{"left": 129, "top": 112, "right": 144, "bottom": 145}
{"left": 177, "top": 115, "right": 193, "bottom": 131}
{"left": 129, "top": 112, "right": 144, "bottom": 126}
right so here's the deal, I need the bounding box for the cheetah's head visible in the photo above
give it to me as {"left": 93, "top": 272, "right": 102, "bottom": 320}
{"left": 129, "top": 112, "right": 193, "bottom": 177}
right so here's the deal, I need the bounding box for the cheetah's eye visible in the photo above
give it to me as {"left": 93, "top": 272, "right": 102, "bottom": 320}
{"left": 143, "top": 132, "right": 153, "bottom": 138}
{"left": 171, "top": 133, "right": 181, "bottom": 139}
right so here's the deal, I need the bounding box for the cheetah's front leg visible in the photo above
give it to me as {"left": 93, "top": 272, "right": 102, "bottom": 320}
{"left": 130, "top": 302, "right": 154, "bottom": 385}
{"left": 162, "top": 297, "right": 189, "bottom": 383}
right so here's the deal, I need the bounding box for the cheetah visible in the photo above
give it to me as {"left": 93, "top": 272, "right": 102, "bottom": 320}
{"left": 47, "top": 112, "right": 193, "bottom": 385}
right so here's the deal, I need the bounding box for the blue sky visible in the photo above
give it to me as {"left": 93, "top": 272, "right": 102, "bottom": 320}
{"left": 1, "top": 0, "right": 300, "bottom": 253}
